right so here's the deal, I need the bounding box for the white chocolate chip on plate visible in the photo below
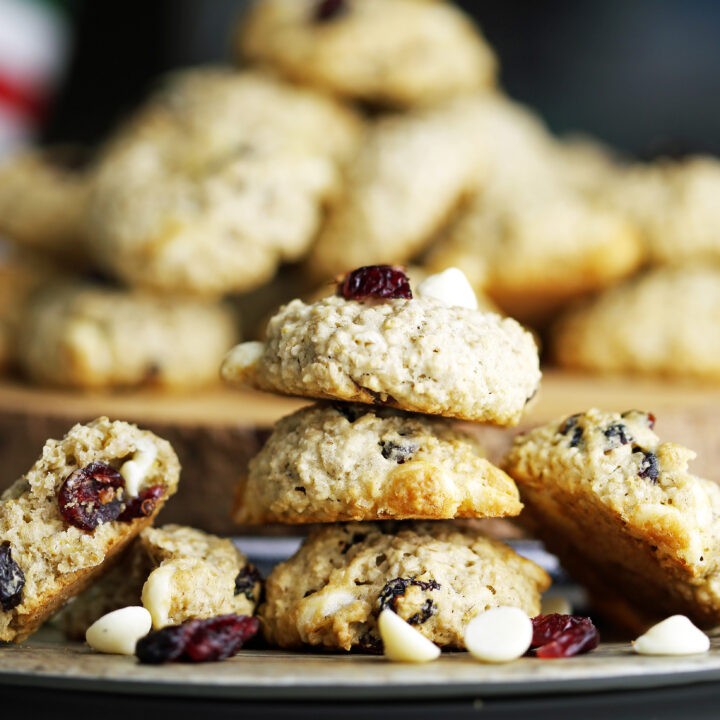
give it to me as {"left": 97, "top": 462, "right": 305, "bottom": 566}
{"left": 85, "top": 606, "right": 152, "bottom": 655}
{"left": 378, "top": 609, "right": 441, "bottom": 663}
{"left": 633, "top": 615, "right": 710, "bottom": 655}
{"left": 416, "top": 267, "right": 478, "bottom": 310}
{"left": 464, "top": 606, "right": 533, "bottom": 663}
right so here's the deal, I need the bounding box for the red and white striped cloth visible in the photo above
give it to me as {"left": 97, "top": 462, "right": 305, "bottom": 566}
{"left": 0, "top": 0, "right": 70, "bottom": 155}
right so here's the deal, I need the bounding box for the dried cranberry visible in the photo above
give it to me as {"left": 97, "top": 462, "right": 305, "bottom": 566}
{"left": 379, "top": 440, "right": 418, "bottom": 464}
{"left": 622, "top": 410, "right": 656, "bottom": 429}
{"left": 313, "top": 0, "right": 346, "bottom": 22}
{"left": 634, "top": 447, "right": 659, "bottom": 483}
{"left": 604, "top": 423, "right": 632, "bottom": 446}
{"left": 357, "top": 633, "right": 383, "bottom": 654}
{"left": 136, "top": 614, "right": 260, "bottom": 664}
{"left": 0, "top": 542, "right": 24, "bottom": 611}
{"left": 530, "top": 614, "right": 599, "bottom": 658}
{"left": 407, "top": 598, "right": 435, "bottom": 625}
{"left": 558, "top": 414, "right": 581, "bottom": 435}
{"left": 58, "top": 462, "right": 125, "bottom": 531}
{"left": 338, "top": 265, "right": 412, "bottom": 301}
{"left": 117, "top": 485, "right": 165, "bottom": 522}
{"left": 234, "top": 564, "right": 263, "bottom": 603}
{"left": 377, "top": 577, "right": 440, "bottom": 614}
{"left": 333, "top": 404, "right": 370, "bottom": 423}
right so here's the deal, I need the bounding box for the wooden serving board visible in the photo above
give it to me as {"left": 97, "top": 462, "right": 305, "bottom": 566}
{"left": 0, "top": 371, "right": 718, "bottom": 534}
{"left": 2, "top": 630, "right": 720, "bottom": 701}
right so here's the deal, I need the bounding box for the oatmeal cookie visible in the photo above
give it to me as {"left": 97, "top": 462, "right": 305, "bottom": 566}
{"left": 306, "top": 99, "right": 487, "bottom": 280}
{"left": 503, "top": 408, "right": 720, "bottom": 629}
{"left": 87, "top": 68, "right": 362, "bottom": 296}
{"left": 18, "top": 283, "right": 238, "bottom": 389}
{"left": 221, "top": 294, "right": 540, "bottom": 425}
{"left": 552, "top": 265, "right": 720, "bottom": 380}
{"left": 60, "top": 525, "right": 261, "bottom": 639}
{"left": 234, "top": 403, "right": 522, "bottom": 524}
{"left": 607, "top": 156, "right": 720, "bottom": 265}
{"left": 0, "top": 417, "right": 180, "bottom": 642}
{"left": 0, "top": 146, "right": 91, "bottom": 261}
{"left": 428, "top": 187, "right": 642, "bottom": 325}
{"left": 238, "top": 0, "right": 496, "bottom": 108}
{"left": 260, "top": 522, "right": 549, "bottom": 650}
{"left": 0, "top": 255, "right": 56, "bottom": 372}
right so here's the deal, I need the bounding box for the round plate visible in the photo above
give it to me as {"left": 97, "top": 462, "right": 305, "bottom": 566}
{"left": 2, "top": 632, "right": 720, "bottom": 701}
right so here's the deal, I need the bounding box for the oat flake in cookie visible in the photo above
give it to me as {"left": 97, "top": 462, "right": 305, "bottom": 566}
{"left": 234, "top": 403, "right": 522, "bottom": 524}
{"left": 260, "top": 522, "right": 549, "bottom": 651}
{"left": 221, "top": 266, "right": 540, "bottom": 425}
{"left": 0, "top": 418, "right": 180, "bottom": 642}
{"left": 503, "top": 408, "right": 720, "bottom": 632}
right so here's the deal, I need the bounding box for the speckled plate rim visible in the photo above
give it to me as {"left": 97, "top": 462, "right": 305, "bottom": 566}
{"left": 2, "top": 640, "right": 720, "bottom": 700}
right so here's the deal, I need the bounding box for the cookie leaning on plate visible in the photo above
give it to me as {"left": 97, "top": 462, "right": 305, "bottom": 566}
{"left": 221, "top": 267, "right": 541, "bottom": 425}
{"left": 234, "top": 402, "right": 522, "bottom": 524}
{"left": 18, "top": 283, "right": 238, "bottom": 389}
{"left": 503, "top": 408, "right": 720, "bottom": 630}
{"left": 238, "top": 0, "right": 496, "bottom": 108}
{"left": 60, "top": 524, "right": 261, "bottom": 639}
{"left": 0, "top": 418, "right": 180, "bottom": 642}
{"left": 261, "top": 522, "right": 549, "bottom": 651}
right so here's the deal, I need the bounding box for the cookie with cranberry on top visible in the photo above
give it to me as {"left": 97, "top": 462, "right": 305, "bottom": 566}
{"left": 221, "top": 265, "right": 540, "bottom": 425}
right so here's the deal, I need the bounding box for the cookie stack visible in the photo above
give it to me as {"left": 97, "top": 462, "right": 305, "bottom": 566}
{"left": 221, "top": 265, "right": 550, "bottom": 652}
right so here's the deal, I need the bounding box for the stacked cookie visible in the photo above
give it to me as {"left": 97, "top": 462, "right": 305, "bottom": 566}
{"left": 221, "top": 265, "right": 550, "bottom": 651}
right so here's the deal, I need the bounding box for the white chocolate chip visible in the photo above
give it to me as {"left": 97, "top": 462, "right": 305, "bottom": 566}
{"left": 221, "top": 341, "right": 264, "bottom": 379}
{"left": 633, "top": 615, "right": 710, "bottom": 655}
{"left": 119, "top": 438, "right": 158, "bottom": 498}
{"left": 378, "top": 609, "right": 441, "bottom": 663}
{"left": 142, "top": 565, "right": 176, "bottom": 629}
{"left": 85, "top": 606, "right": 152, "bottom": 655}
{"left": 541, "top": 595, "right": 572, "bottom": 616}
{"left": 464, "top": 606, "right": 533, "bottom": 663}
{"left": 416, "top": 268, "right": 478, "bottom": 310}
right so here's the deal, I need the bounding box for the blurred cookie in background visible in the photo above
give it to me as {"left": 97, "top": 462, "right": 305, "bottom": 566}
{"left": 0, "top": 146, "right": 94, "bottom": 264}
{"left": 551, "top": 264, "right": 720, "bottom": 381}
{"left": 0, "top": 252, "right": 59, "bottom": 373}
{"left": 423, "top": 94, "right": 642, "bottom": 326}
{"left": 427, "top": 185, "right": 642, "bottom": 327}
{"left": 86, "top": 68, "right": 363, "bottom": 297}
{"left": 306, "top": 98, "right": 486, "bottom": 281}
{"left": 18, "top": 282, "right": 239, "bottom": 390}
{"left": 238, "top": 0, "right": 496, "bottom": 108}
{"left": 608, "top": 156, "right": 720, "bottom": 267}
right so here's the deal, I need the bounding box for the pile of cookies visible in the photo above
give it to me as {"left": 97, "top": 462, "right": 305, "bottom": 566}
{"left": 220, "top": 264, "right": 551, "bottom": 652}
{"left": 1, "top": 0, "right": 717, "bottom": 389}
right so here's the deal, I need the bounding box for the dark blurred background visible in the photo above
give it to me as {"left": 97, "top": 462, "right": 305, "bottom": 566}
{"left": 7, "top": 0, "right": 720, "bottom": 158}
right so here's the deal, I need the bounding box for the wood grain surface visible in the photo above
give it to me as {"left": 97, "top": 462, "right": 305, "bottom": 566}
{"left": 0, "top": 371, "right": 718, "bottom": 533}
